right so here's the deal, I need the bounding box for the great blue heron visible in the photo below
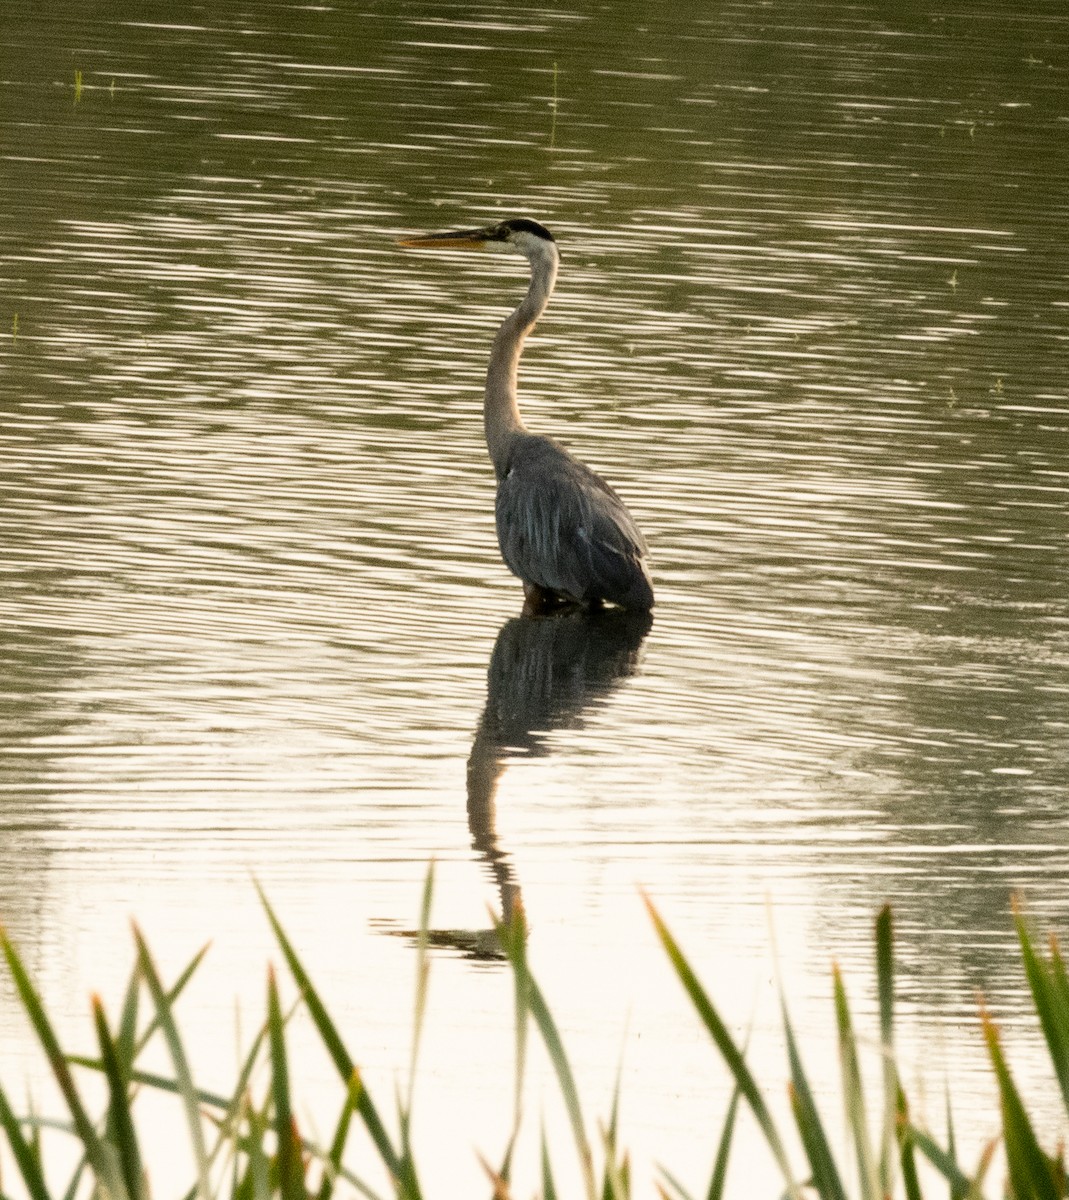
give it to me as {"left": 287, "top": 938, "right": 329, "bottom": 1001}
{"left": 398, "top": 218, "right": 655, "bottom": 614}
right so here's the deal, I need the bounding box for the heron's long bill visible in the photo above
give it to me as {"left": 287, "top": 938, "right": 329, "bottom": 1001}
{"left": 396, "top": 226, "right": 496, "bottom": 250}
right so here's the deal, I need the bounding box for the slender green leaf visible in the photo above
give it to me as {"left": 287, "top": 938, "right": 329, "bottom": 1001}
{"left": 256, "top": 884, "right": 404, "bottom": 1185}
{"left": 642, "top": 895, "right": 804, "bottom": 1200}
{"left": 93, "top": 996, "right": 145, "bottom": 1200}
{"left": 0, "top": 1079, "right": 51, "bottom": 1200}
{"left": 967, "top": 1137, "right": 998, "bottom": 1200}
{"left": 495, "top": 895, "right": 530, "bottom": 1194}
{"left": 267, "top": 967, "right": 304, "bottom": 1200}
{"left": 133, "top": 924, "right": 211, "bottom": 1200}
{"left": 499, "top": 940, "right": 594, "bottom": 1200}
{"left": 1014, "top": 901, "right": 1069, "bottom": 1120}
{"left": 945, "top": 1089, "right": 966, "bottom": 1200}
{"left": 315, "top": 1069, "right": 363, "bottom": 1200}
{"left": 407, "top": 864, "right": 434, "bottom": 1110}
{"left": 476, "top": 1151, "right": 513, "bottom": 1200}
{"left": 540, "top": 1122, "right": 559, "bottom": 1200}
{"left": 0, "top": 926, "right": 129, "bottom": 1200}
{"left": 598, "top": 1126, "right": 630, "bottom": 1200}
{"left": 706, "top": 1080, "right": 742, "bottom": 1200}
{"left": 875, "top": 906, "right": 898, "bottom": 1200}
{"left": 657, "top": 1164, "right": 697, "bottom": 1200}
{"left": 907, "top": 1121, "right": 975, "bottom": 1196}
{"left": 244, "top": 1102, "right": 272, "bottom": 1200}
{"left": 132, "top": 943, "right": 211, "bottom": 1060}
{"left": 832, "top": 965, "right": 878, "bottom": 1200}
{"left": 115, "top": 962, "right": 142, "bottom": 1079}
{"left": 205, "top": 1019, "right": 271, "bottom": 1176}
{"left": 782, "top": 1000, "right": 847, "bottom": 1200}
{"left": 982, "top": 1009, "right": 1060, "bottom": 1200}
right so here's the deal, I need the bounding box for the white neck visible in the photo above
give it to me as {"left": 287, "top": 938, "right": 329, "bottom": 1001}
{"left": 484, "top": 237, "right": 560, "bottom": 477}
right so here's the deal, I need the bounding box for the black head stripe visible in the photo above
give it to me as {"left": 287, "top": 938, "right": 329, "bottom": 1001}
{"left": 497, "top": 218, "right": 555, "bottom": 242}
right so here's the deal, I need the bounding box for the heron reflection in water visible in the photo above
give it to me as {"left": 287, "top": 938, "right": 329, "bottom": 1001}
{"left": 385, "top": 611, "right": 651, "bottom": 960}
{"left": 398, "top": 219, "right": 654, "bottom": 615}
{"left": 462, "top": 607, "right": 653, "bottom": 956}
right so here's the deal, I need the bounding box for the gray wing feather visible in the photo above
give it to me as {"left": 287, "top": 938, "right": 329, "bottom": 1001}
{"left": 495, "top": 435, "right": 653, "bottom": 609}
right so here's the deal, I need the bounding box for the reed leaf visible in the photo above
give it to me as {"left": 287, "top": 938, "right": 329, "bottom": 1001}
{"left": 256, "top": 884, "right": 407, "bottom": 1189}
{"left": 407, "top": 864, "right": 434, "bottom": 1111}
{"left": 642, "top": 895, "right": 804, "bottom": 1200}
{"left": 874, "top": 906, "right": 897, "bottom": 1199}
{"left": 267, "top": 966, "right": 304, "bottom": 1200}
{"left": 782, "top": 1001, "right": 847, "bottom": 1200}
{"left": 540, "top": 1122, "right": 559, "bottom": 1200}
{"left": 131, "top": 942, "right": 211, "bottom": 1063}
{"left": 0, "top": 1078, "right": 51, "bottom": 1200}
{"left": 477, "top": 1150, "right": 514, "bottom": 1200}
{"left": 0, "top": 925, "right": 129, "bottom": 1200}
{"left": 512, "top": 963, "right": 594, "bottom": 1200}
{"left": 706, "top": 1078, "right": 742, "bottom": 1200}
{"left": 115, "top": 962, "right": 142, "bottom": 1079}
{"left": 656, "top": 1164, "right": 696, "bottom": 1200}
{"left": 92, "top": 995, "right": 145, "bottom": 1200}
{"left": 982, "top": 1008, "right": 1060, "bottom": 1200}
{"left": 133, "top": 923, "right": 211, "bottom": 1200}
{"left": 1014, "top": 900, "right": 1069, "bottom": 1120}
{"left": 831, "top": 965, "right": 878, "bottom": 1200}
{"left": 906, "top": 1120, "right": 975, "bottom": 1197}
{"left": 315, "top": 1070, "right": 363, "bottom": 1200}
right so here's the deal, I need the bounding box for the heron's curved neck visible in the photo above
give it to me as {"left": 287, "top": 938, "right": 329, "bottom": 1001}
{"left": 485, "top": 243, "right": 559, "bottom": 477}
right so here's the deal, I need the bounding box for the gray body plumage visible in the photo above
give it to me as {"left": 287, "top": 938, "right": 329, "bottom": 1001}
{"left": 495, "top": 433, "right": 654, "bottom": 610}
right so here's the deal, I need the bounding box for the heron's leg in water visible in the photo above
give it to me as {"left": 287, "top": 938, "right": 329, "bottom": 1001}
{"left": 521, "top": 581, "right": 562, "bottom": 616}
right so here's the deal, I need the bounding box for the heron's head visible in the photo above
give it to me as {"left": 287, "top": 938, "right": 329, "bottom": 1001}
{"left": 397, "top": 218, "right": 557, "bottom": 267}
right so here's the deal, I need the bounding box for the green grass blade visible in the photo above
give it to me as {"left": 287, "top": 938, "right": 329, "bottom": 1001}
{"left": 205, "top": 1020, "right": 270, "bottom": 1176}
{"left": 982, "top": 1008, "right": 1060, "bottom": 1200}
{"left": 832, "top": 965, "right": 878, "bottom": 1200}
{"left": 706, "top": 1079, "right": 742, "bottom": 1200}
{"left": 540, "top": 1121, "right": 559, "bottom": 1200}
{"left": 93, "top": 995, "right": 144, "bottom": 1200}
{"left": 875, "top": 907, "right": 898, "bottom": 1199}
{"left": 407, "top": 864, "right": 434, "bottom": 1111}
{"left": 1014, "top": 901, "right": 1069, "bottom": 1119}
{"left": 133, "top": 924, "right": 211, "bottom": 1200}
{"left": 245, "top": 1102, "right": 272, "bottom": 1200}
{"left": 267, "top": 967, "right": 304, "bottom": 1200}
{"left": 519, "top": 970, "right": 593, "bottom": 1199}
{"left": 907, "top": 1122, "right": 975, "bottom": 1196}
{"left": 497, "top": 917, "right": 594, "bottom": 1200}
{"left": 0, "top": 925, "right": 129, "bottom": 1200}
{"left": 256, "top": 885, "right": 406, "bottom": 1188}
{"left": 315, "top": 1069, "right": 363, "bottom": 1200}
{"left": 0, "top": 1079, "right": 51, "bottom": 1200}
{"left": 598, "top": 1123, "right": 630, "bottom": 1200}
{"left": 967, "top": 1137, "right": 998, "bottom": 1200}
{"left": 782, "top": 997, "right": 848, "bottom": 1200}
{"left": 496, "top": 897, "right": 530, "bottom": 1186}
{"left": 497, "top": 896, "right": 586, "bottom": 1199}
{"left": 895, "top": 1088, "right": 923, "bottom": 1200}
{"left": 945, "top": 1090, "right": 965, "bottom": 1200}
{"left": 642, "top": 895, "right": 804, "bottom": 1200}
{"left": 115, "top": 962, "right": 142, "bottom": 1077}
{"left": 129, "top": 943, "right": 210, "bottom": 1061}
{"left": 657, "top": 1164, "right": 697, "bottom": 1200}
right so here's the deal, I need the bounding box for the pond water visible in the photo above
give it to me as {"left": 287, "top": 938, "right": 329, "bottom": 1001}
{"left": 1, "top": 1, "right": 1068, "bottom": 1195}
